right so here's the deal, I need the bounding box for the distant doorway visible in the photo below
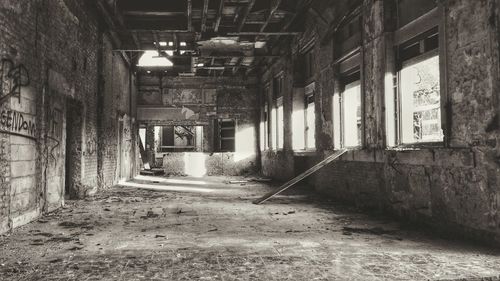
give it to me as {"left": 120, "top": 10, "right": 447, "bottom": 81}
{"left": 65, "top": 98, "right": 83, "bottom": 199}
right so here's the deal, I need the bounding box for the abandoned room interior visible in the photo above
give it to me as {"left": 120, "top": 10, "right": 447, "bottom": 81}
{"left": 0, "top": 0, "right": 500, "bottom": 279}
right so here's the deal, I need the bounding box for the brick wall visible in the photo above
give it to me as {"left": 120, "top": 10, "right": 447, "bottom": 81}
{"left": 0, "top": 0, "right": 137, "bottom": 234}
{"left": 260, "top": 0, "right": 500, "bottom": 245}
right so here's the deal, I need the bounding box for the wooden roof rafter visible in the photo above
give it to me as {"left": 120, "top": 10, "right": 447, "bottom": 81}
{"left": 237, "top": 0, "right": 256, "bottom": 32}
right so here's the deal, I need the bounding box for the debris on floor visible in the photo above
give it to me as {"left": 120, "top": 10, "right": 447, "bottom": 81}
{"left": 0, "top": 177, "right": 499, "bottom": 280}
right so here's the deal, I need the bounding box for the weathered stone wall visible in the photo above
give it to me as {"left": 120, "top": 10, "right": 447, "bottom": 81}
{"left": 137, "top": 75, "right": 260, "bottom": 176}
{"left": 260, "top": 0, "right": 500, "bottom": 244}
{"left": 98, "top": 35, "right": 137, "bottom": 188}
{"left": 0, "top": 0, "right": 137, "bottom": 234}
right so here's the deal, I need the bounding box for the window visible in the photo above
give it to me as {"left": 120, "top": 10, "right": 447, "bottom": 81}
{"left": 154, "top": 125, "right": 203, "bottom": 152}
{"left": 272, "top": 75, "right": 284, "bottom": 150}
{"left": 260, "top": 101, "right": 268, "bottom": 151}
{"left": 333, "top": 71, "right": 362, "bottom": 148}
{"left": 139, "top": 127, "right": 146, "bottom": 149}
{"left": 396, "top": 28, "right": 442, "bottom": 145}
{"left": 305, "top": 83, "right": 315, "bottom": 150}
{"left": 215, "top": 119, "right": 235, "bottom": 152}
{"left": 277, "top": 98, "right": 284, "bottom": 149}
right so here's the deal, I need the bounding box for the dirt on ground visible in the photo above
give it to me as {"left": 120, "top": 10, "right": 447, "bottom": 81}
{"left": 1, "top": 175, "right": 499, "bottom": 280}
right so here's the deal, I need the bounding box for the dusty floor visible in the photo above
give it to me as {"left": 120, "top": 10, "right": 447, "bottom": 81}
{"left": 1, "top": 176, "right": 500, "bottom": 281}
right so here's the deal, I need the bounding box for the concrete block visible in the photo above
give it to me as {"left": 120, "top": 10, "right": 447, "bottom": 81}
{"left": 10, "top": 176, "right": 35, "bottom": 195}
{"left": 11, "top": 208, "right": 39, "bottom": 229}
{"left": 10, "top": 160, "right": 36, "bottom": 177}
{"left": 10, "top": 144, "right": 36, "bottom": 161}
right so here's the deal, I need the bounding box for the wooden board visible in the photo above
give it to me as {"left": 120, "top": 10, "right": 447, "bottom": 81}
{"left": 253, "top": 149, "right": 348, "bottom": 205}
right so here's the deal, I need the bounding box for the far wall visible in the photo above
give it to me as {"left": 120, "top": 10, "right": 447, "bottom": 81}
{"left": 137, "top": 75, "right": 260, "bottom": 176}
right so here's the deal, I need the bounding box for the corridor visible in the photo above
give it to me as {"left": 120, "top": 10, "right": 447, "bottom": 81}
{"left": 1, "top": 176, "right": 499, "bottom": 280}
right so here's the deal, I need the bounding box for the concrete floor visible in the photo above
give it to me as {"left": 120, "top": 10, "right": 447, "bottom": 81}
{"left": 1, "top": 176, "right": 500, "bottom": 281}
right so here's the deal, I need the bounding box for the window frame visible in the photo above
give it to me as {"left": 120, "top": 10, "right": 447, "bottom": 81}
{"left": 304, "top": 82, "right": 316, "bottom": 151}
{"left": 339, "top": 70, "right": 363, "bottom": 149}
{"left": 333, "top": 51, "right": 364, "bottom": 150}
{"left": 156, "top": 125, "right": 201, "bottom": 152}
{"left": 393, "top": 26, "right": 443, "bottom": 148}
{"left": 273, "top": 73, "right": 285, "bottom": 151}
{"left": 214, "top": 118, "right": 236, "bottom": 152}
{"left": 385, "top": 3, "right": 447, "bottom": 149}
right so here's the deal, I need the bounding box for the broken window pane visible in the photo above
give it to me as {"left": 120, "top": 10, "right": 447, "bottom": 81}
{"left": 155, "top": 125, "right": 203, "bottom": 152}
{"left": 400, "top": 52, "right": 443, "bottom": 144}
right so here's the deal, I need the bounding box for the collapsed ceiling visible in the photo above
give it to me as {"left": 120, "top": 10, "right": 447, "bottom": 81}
{"left": 103, "top": 0, "right": 311, "bottom": 77}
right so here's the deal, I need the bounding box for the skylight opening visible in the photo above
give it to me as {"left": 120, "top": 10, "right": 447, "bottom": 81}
{"left": 137, "top": 50, "right": 173, "bottom": 67}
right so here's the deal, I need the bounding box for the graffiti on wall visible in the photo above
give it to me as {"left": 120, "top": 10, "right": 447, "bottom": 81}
{"left": 0, "top": 106, "right": 37, "bottom": 139}
{"left": 0, "top": 58, "right": 30, "bottom": 104}
{"left": 45, "top": 96, "right": 64, "bottom": 164}
{"left": 0, "top": 58, "right": 36, "bottom": 139}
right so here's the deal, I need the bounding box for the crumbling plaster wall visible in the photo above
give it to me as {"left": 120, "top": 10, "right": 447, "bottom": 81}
{"left": 137, "top": 76, "right": 260, "bottom": 176}
{"left": 260, "top": 0, "right": 500, "bottom": 244}
{"left": 0, "top": 0, "right": 137, "bottom": 234}
{"left": 98, "top": 35, "right": 137, "bottom": 188}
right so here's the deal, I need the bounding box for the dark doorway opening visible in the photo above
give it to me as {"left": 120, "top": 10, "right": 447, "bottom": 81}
{"left": 65, "top": 98, "right": 83, "bottom": 199}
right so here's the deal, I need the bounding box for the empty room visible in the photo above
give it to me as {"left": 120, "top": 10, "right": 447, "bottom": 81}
{"left": 1, "top": 0, "right": 500, "bottom": 280}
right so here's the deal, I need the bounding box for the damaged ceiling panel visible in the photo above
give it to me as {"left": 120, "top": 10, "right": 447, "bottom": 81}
{"left": 110, "top": 0, "right": 310, "bottom": 77}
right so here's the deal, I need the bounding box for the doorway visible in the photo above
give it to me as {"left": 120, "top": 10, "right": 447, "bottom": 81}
{"left": 65, "top": 98, "right": 83, "bottom": 199}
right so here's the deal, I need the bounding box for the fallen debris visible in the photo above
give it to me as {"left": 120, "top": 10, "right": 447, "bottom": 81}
{"left": 250, "top": 178, "right": 272, "bottom": 182}
{"left": 228, "top": 180, "right": 249, "bottom": 184}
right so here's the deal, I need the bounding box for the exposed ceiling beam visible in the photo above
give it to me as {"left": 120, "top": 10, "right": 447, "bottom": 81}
{"left": 201, "top": 0, "right": 210, "bottom": 32}
{"left": 228, "top": 32, "right": 300, "bottom": 36}
{"left": 130, "top": 29, "right": 192, "bottom": 33}
{"left": 266, "top": 0, "right": 310, "bottom": 56}
{"left": 237, "top": 0, "right": 256, "bottom": 32}
{"left": 95, "top": 0, "right": 123, "bottom": 48}
{"left": 187, "top": 0, "right": 193, "bottom": 31}
{"left": 214, "top": 0, "right": 225, "bottom": 32}
{"left": 123, "top": 11, "right": 186, "bottom": 17}
{"left": 260, "top": 0, "right": 283, "bottom": 32}
{"left": 112, "top": 51, "right": 282, "bottom": 58}
{"left": 131, "top": 31, "right": 141, "bottom": 49}
{"left": 198, "top": 65, "right": 250, "bottom": 69}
